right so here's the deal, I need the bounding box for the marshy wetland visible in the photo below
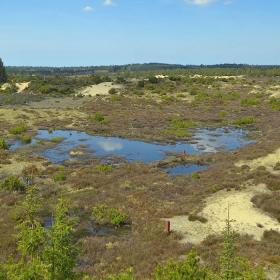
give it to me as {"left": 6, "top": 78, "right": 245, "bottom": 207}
{"left": 1, "top": 67, "right": 280, "bottom": 279}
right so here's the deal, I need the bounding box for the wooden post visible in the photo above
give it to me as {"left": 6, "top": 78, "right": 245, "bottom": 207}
{"left": 165, "top": 220, "right": 171, "bottom": 234}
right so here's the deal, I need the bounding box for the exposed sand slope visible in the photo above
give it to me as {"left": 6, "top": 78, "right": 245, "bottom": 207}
{"left": 0, "top": 83, "right": 11, "bottom": 91}
{"left": 78, "top": 82, "right": 123, "bottom": 97}
{"left": 266, "top": 85, "right": 280, "bottom": 99}
{"left": 236, "top": 148, "right": 280, "bottom": 175}
{"left": 168, "top": 184, "right": 280, "bottom": 244}
{"left": 16, "top": 82, "right": 30, "bottom": 93}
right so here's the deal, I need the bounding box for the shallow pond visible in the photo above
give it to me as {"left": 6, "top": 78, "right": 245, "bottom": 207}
{"left": 11, "top": 127, "right": 254, "bottom": 174}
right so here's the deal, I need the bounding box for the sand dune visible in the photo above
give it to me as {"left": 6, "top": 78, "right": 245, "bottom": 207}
{"left": 236, "top": 148, "right": 280, "bottom": 175}
{"left": 167, "top": 183, "right": 280, "bottom": 244}
{"left": 77, "top": 82, "right": 123, "bottom": 97}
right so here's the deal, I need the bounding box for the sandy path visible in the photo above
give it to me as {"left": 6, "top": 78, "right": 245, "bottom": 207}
{"left": 168, "top": 184, "right": 280, "bottom": 244}
{"left": 236, "top": 148, "right": 280, "bottom": 175}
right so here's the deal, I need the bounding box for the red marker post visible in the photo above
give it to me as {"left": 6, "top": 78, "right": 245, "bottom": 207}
{"left": 165, "top": 220, "right": 171, "bottom": 234}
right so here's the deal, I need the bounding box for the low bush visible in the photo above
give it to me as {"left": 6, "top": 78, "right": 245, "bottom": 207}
{"left": 0, "top": 176, "right": 26, "bottom": 192}
{"left": 269, "top": 98, "right": 280, "bottom": 111}
{"left": 153, "top": 251, "right": 212, "bottom": 280}
{"left": 233, "top": 116, "right": 255, "bottom": 126}
{"left": 0, "top": 138, "right": 8, "bottom": 150}
{"left": 109, "top": 88, "right": 118, "bottom": 95}
{"left": 191, "top": 173, "right": 201, "bottom": 179}
{"left": 95, "top": 164, "right": 113, "bottom": 172}
{"left": 188, "top": 214, "right": 207, "bottom": 223}
{"left": 9, "top": 122, "right": 28, "bottom": 135}
{"left": 88, "top": 112, "right": 110, "bottom": 124}
{"left": 164, "top": 118, "right": 196, "bottom": 137}
{"left": 53, "top": 171, "right": 66, "bottom": 182}
{"left": 241, "top": 98, "right": 260, "bottom": 106}
{"left": 92, "top": 204, "right": 129, "bottom": 227}
{"left": 20, "top": 134, "right": 32, "bottom": 144}
{"left": 274, "top": 162, "right": 280, "bottom": 171}
{"left": 50, "top": 137, "right": 64, "bottom": 143}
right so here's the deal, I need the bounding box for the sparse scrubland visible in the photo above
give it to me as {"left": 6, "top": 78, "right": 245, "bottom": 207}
{"left": 1, "top": 63, "right": 280, "bottom": 279}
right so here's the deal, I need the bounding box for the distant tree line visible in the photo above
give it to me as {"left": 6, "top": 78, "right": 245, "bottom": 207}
{"left": 6, "top": 63, "right": 280, "bottom": 77}
{"left": 0, "top": 58, "right": 7, "bottom": 83}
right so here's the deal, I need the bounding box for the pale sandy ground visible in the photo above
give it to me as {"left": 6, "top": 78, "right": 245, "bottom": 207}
{"left": 0, "top": 82, "right": 30, "bottom": 93}
{"left": 190, "top": 75, "right": 244, "bottom": 80}
{"left": 0, "top": 157, "right": 45, "bottom": 177}
{"left": 0, "top": 83, "right": 11, "bottom": 91}
{"left": 265, "top": 85, "right": 280, "bottom": 98}
{"left": 77, "top": 82, "right": 123, "bottom": 97}
{"left": 167, "top": 183, "right": 280, "bottom": 245}
{"left": 16, "top": 82, "right": 30, "bottom": 93}
{"left": 236, "top": 148, "right": 280, "bottom": 175}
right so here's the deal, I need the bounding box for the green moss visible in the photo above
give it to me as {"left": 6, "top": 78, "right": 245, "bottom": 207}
{"left": 233, "top": 116, "right": 255, "bottom": 126}
{"left": 163, "top": 118, "right": 196, "bottom": 137}
{"left": 9, "top": 122, "right": 28, "bottom": 135}
{"left": 50, "top": 137, "right": 64, "bottom": 143}
{"left": 191, "top": 173, "right": 201, "bottom": 179}
{"left": 21, "top": 134, "right": 32, "bottom": 144}
{"left": 241, "top": 98, "right": 260, "bottom": 106}
{"left": 111, "top": 95, "right": 121, "bottom": 102}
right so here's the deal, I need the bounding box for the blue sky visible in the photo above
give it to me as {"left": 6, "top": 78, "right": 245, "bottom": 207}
{"left": 1, "top": 0, "right": 280, "bottom": 66}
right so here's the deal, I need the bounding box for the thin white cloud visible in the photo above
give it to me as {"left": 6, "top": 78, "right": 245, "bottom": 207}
{"left": 185, "top": 0, "right": 216, "bottom": 5}
{"left": 224, "top": 0, "right": 233, "bottom": 5}
{"left": 103, "top": 0, "right": 115, "bottom": 6}
{"left": 97, "top": 141, "right": 123, "bottom": 152}
{"left": 83, "top": 6, "right": 94, "bottom": 12}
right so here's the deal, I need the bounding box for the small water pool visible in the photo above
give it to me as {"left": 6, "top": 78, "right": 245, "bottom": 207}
{"left": 10, "top": 127, "right": 254, "bottom": 174}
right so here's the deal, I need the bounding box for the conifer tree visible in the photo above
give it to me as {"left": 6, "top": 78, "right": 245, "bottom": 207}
{"left": 0, "top": 58, "right": 7, "bottom": 83}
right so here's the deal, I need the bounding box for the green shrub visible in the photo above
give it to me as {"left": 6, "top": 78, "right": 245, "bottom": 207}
{"left": 160, "top": 95, "right": 175, "bottom": 102}
{"left": 163, "top": 118, "right": 196, "bottom": 137}
{"left": 188, "top": 214, "right": 207, "bottom": 223}
{"left": 104, "top": 269, "right": 134, "bottom": 280}
{"left": 53, "top": 171, "right": 66, "bottom": 182}
{"left": 21, "top": 134, "right": 32, "bottom": 144}
{"left": 274, "top": 162, "right": 280, "bottom": 171}
{"left": 233, "top": 116, "right": 255, "bottom": 126}
{"left": 94, "top": 112, "right": 105, "bottom": 122}
{"left": 269, "top": 98, "right": 280, "bottom": 111}
{"left": 191, "top": 173, "right": 201, "bottom": 179}
{"left": 148, "top": 76, "right": 159, "bottom": 84}
{"left": 109, "top": 208, "right": 129, "bottom": 227}
{"left": 241, "top": 98, "right": 260, "bottom": 106}
{"left": 153, "top": 251, "right": 213, "bottom": 280}
{"left": 137, "top": 80, "right": 145, "bottom": 88}
{"left": 95, "top": 164, "right": 113, "bottom": 172}
{"left": 0, "top": 176, "right": 26, "bottom": 192}
{"left": 92, "top": 204, "right": 128, "bottom": 227}
{"left": 9, "top": 122, "right": 28, "bottom": 135}
{"left": 88, "top": 112, "right": 109, "bottom": 124}
{"left": 109, "top": 88, "right": 118, "bottom": 95}
{"left": 0, "top": 138, "right": 8, "bottom": 150}
{"left": 133, "top": 90, "right": 144, "bottom": 96}
{"left": 111, "top": 95, "right": 121, "bottom": 102}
